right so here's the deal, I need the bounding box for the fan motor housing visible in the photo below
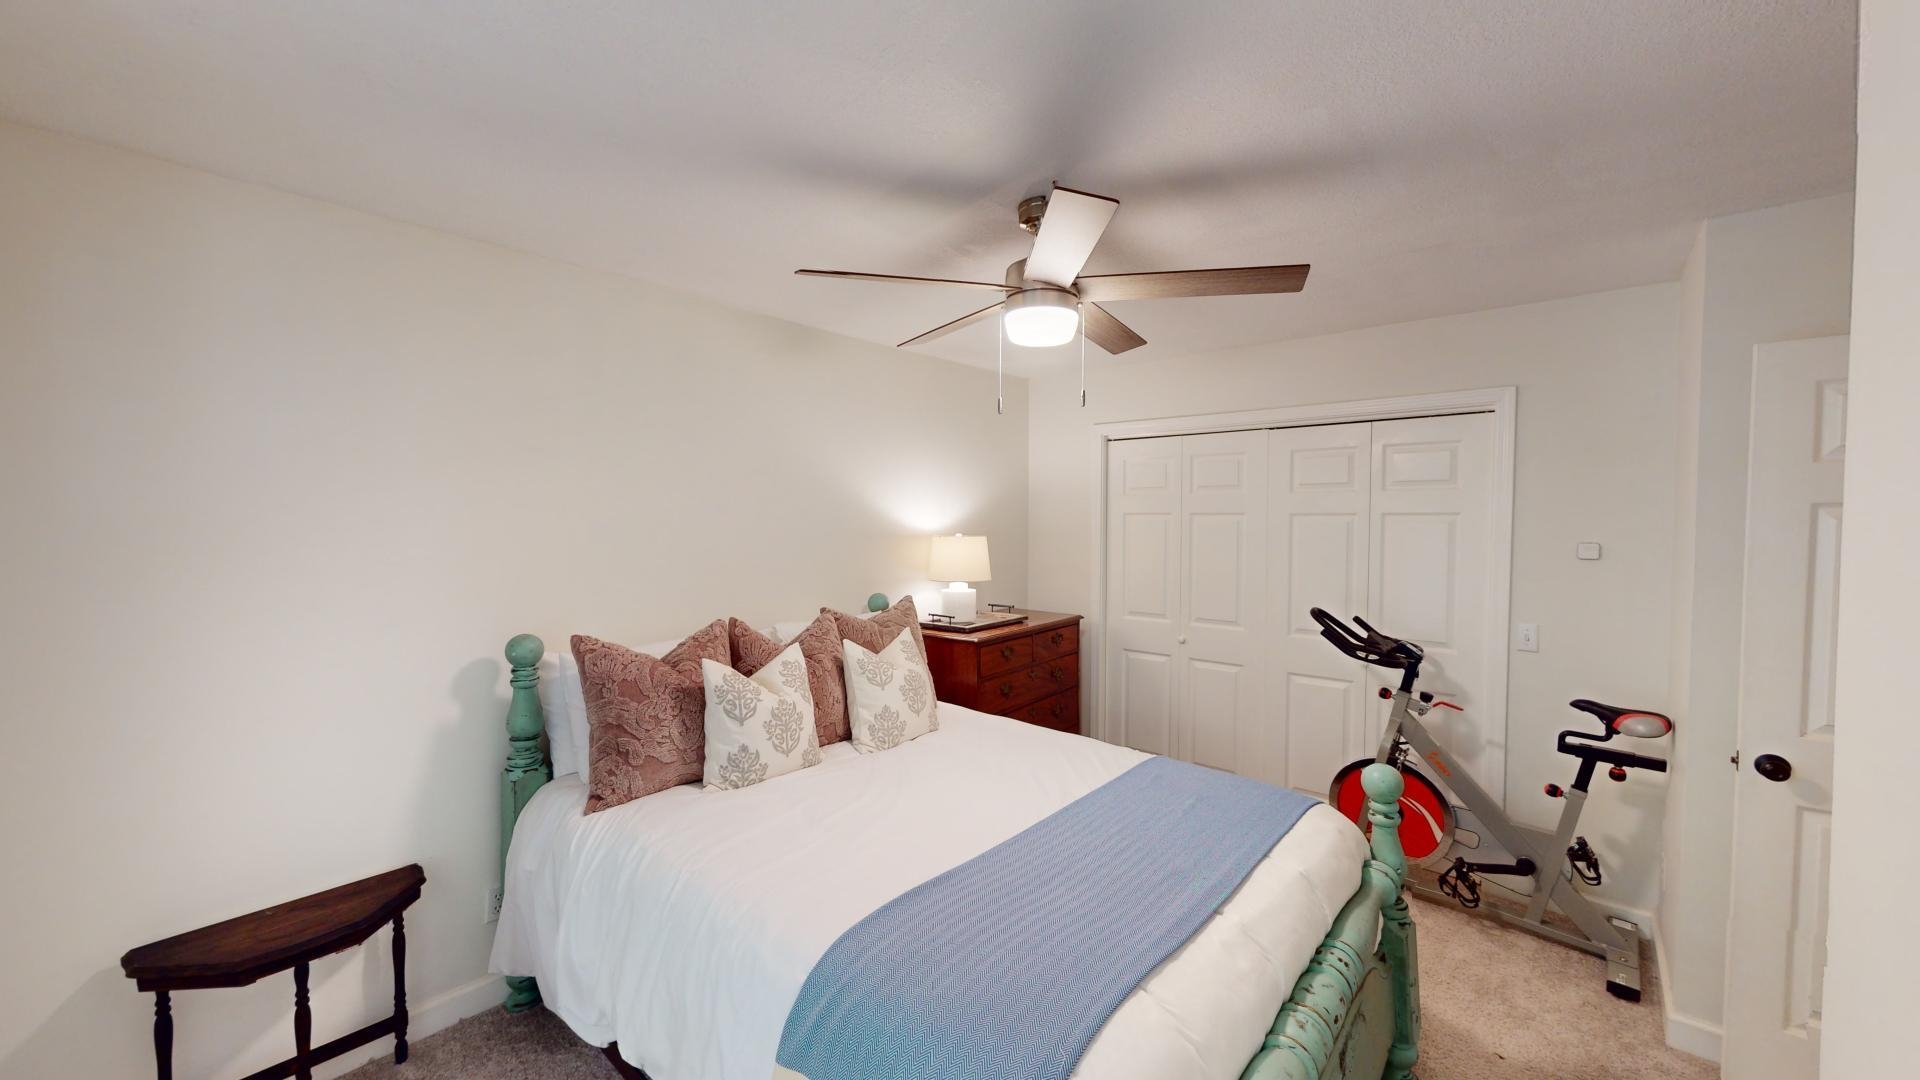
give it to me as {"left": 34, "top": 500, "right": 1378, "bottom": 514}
{"left": 1017, "top": 195, "right": 1048, "bottom": 235}
{"left": 1004, "top": 258, "right": 1078, "bottom": 296}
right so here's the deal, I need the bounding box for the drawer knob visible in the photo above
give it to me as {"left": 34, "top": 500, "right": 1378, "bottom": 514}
{"left": 1000, "top": 646, "right": 1016, "bottom": 660}
{"left": 1051, "top": 703, "right": 1065, "bottom": 717}
{"left": 999, "top": 683, "right": 1014, "bottom": 697}
{"left": 1050, "top": 632, "right": 1064, "bottom": 646}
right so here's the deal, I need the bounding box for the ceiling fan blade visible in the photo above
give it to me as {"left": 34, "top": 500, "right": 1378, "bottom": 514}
{"left": 1081, "top": 303, "right": 1147, "bottom": 355}
{"left": 1073, "top": 264, "right": 1311, "bottom": 302}
{"left": 1023, "top": 184, "right": 1119, "bottom": 288}
{"left": 898, "top": 300, "right": 1007, "bottom": 348}
{"left": 796, "top": 269, "right": 1013, "bottom": 292}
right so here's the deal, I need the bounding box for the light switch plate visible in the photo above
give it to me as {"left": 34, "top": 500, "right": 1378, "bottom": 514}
{"left": 1576, "top": 542, "right": 1602, "bottom": 560}
{"left": 1517, "top": 623, "right": 1540, "bottom": 652}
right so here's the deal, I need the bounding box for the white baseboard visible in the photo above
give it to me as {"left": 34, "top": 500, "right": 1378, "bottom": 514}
{"left": 1652, "top": 923, "right": 1724, "bottom": 1064}
{"left": 313, "top": 974, "right": 506, "bottom": 1079}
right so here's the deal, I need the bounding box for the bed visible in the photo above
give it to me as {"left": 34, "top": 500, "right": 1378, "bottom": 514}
{"left": 489, "top": 632, "right": 1420, "bottom": 1080}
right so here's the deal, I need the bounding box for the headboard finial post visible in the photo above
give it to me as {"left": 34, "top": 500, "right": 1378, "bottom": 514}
{"left": 501, "top": 634, "right": 552, "bottom": 1014}
{"left": 503, "top": 634, "right": 546, "bottom": 774}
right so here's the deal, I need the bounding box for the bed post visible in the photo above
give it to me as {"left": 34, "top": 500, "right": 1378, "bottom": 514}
{"left": 501, "top": 633, "right": 551, "bottom": 1014}
{"left": 1361, "top": 763, "right": 1419, "bottom": 1080}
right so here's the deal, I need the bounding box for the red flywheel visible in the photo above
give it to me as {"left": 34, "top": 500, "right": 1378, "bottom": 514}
{"left": 1329, "top": 759, "right": 1456, "bottom": 867}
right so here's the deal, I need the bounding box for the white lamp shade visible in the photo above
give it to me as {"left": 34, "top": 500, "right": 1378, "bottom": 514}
{"left": 929, "top": 534, "right": 992, "bottom": 583}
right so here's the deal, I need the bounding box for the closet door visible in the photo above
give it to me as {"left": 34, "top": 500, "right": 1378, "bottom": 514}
{"left": 1177, "top": 431, "right": 1269, "bottom": 774}
{"left": 1367, "top": 413, "right": 1500, "bottom": 795}
{"left": 1266, "top": 423, "right": 1374, "bottom": 796}
{"left": 1104, "top": 437, "right": 1182, "bottom": 756}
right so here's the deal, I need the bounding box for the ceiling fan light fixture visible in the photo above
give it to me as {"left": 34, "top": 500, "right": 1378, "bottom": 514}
{"left": 1002, "top": 288, "right": 1079, "bottom": 348}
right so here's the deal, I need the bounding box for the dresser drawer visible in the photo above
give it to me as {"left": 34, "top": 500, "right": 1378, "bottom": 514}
{"left": 1010, "top": 689, "right": 1080, "bottom": 734}
{"left": 981, "top": 667, "right": 1049, "bottom": 711}
{"left": 981, "top": 654, "right": 1075, "bottom": 711}
{"left": 1032, "top": 623, "right": 1078, "bottom": 663}
{"left": 1019, "top": 655, "right": 1078, "bottom": 703}
{"left": 979, "top": 636, "right": 1033, "bottom": 677}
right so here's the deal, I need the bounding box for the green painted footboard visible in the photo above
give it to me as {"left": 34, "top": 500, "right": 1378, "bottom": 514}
{"left": 496, "top": 636, "right": 1418, "bottom": 1077}
{"left": 1241, "top": 763, "right": 1420, "bottom": 1080}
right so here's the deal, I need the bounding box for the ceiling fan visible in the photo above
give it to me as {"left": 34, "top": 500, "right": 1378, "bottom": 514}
{"left": 795, "top": 183, "right": 1310, "bottom": 357}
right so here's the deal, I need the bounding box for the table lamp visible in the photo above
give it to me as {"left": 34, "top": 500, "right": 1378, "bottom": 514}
{"left": 929, "top": 534, "right": 991, "bottom": 622}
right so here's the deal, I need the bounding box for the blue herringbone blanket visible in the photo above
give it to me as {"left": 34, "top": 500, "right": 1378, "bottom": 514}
{"left": 774, "top": 755, "right": 1321, "bottom": 1080}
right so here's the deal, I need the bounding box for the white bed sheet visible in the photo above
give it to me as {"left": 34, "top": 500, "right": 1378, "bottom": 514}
{"left": 490, "top": 704, "right": 1366, "bottom": 1080}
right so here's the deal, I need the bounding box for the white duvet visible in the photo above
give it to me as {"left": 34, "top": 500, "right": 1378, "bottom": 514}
{"left": 490, "top": 704, "right": 1366, "bottom": 1080}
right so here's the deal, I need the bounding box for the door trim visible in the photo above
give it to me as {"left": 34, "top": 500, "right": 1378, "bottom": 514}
{"left": 1086, "top": 387, "right": 1517, "bottom": 766}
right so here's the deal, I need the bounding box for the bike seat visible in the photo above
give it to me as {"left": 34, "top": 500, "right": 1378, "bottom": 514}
{"left": 1569, "top": 699, "right": 1672, "bottom": 738}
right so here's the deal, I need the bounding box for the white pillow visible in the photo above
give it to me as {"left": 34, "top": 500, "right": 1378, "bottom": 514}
{"left": 536, "top": 649, "right": 589, "bottom": 778}
{"left": 842, "top": 632, "right": 939, "bottom": 753}
{"left": 771, "top": 620, "right": 814, "bottom": 644}
{"left": 702, "top": 643, "right": 823, "bottom": 790}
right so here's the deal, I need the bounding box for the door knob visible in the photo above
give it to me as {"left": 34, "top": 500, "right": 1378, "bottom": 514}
{"left": 1176, "top": 635, "right": 1187, "bottom": 645}
{"left": 1753, "top": 754, "right": 1793, "bottom": 783}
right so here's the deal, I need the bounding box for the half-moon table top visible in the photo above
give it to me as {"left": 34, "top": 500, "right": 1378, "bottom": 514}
{"left": 121, "top": 864, "right": 425, "bottom": 991}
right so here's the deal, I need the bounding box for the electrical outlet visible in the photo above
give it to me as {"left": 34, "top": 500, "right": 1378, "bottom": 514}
{"left": 1517, "top": 623, "right": 1539, "bottom": 652}
{"left": 484, "top": 885, "right": 504, "bottom": 924}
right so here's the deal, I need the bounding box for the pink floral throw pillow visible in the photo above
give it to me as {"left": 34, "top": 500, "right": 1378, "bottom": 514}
{"left": 823, "top": 595, "right": 928, "bottom": 662}
{"left": 573, "top": 619, "right": 730, "bottom": 814}
{"left": 821, "top": 596, "right": 927, "bottom": 723}
{"left": 730, "top": 615, "right": 850, "bottom": 747}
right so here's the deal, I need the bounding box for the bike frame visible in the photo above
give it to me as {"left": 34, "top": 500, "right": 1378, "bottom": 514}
{"left": 1374, "top": 686, "right": 1639, "bottom": 974}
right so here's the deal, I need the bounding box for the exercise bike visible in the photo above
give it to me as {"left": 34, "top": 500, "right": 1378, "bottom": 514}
{"left": 1310, "top": 608, "right": 1673, "bottom": 1001}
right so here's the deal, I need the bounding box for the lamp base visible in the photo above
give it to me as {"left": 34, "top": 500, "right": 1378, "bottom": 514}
{"left": 939, "top": 584, "right": 978, "bottom": 622}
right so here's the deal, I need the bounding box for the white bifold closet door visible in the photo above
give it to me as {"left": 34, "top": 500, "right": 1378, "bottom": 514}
{"left": 1105, "top": 431, "right": 1269, "bottom": 774}
{"left": 1108, "top": 412, "right": 1499, "bottom": 798}
{"left": 1267, "top": 422, "right": 1374, "bottom": 794}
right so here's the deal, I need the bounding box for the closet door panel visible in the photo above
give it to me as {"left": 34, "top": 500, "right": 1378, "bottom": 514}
{"left": 1105, "top": 437, "right": 1182, "bottom": 754}
{"left": 1369, "top": 413, "right": 1499, "bottom": 797}
{"left": 1178, "top": 431, "right": 1268, "bottom": 773}
{"left": 1267, "top": 423, "right": 1372, "bottom": 795}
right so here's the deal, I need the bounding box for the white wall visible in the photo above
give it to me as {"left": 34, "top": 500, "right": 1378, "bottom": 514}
{"left": 0, "top": 120, "right": 1028, "bottom": 1080}
{"left": 1658, "top": 193, "right": 1854, "bottom": 1050}
{"left": 1028, "top": 282, "right": 1683, "bottom": 917}
{"left": 1823, "top": 1, "right": 1920, "bottom": 1072}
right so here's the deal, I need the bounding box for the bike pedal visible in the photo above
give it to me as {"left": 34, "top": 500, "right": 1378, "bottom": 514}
{"left": 1437, "top": 858, "right": 1482, "bottom": 909}
{"left": 1567, "top": 836, "right": 1603, "bottom": 886}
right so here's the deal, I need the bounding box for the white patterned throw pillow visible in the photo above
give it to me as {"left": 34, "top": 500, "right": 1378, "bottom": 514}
{"left": 842, "top": 630, "right": 939, "bottom": 754}
{"left": 701, "top": 643, "right": 823, "bottom": 791}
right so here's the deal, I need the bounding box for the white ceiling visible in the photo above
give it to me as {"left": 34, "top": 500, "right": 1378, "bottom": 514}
{"left": 0, "top": 2, "right": 1857, "bottom": 374}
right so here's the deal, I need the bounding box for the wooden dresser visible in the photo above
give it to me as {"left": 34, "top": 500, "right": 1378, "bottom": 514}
{"left": 922, "top": 611, "right": 1082, "bottom": 734}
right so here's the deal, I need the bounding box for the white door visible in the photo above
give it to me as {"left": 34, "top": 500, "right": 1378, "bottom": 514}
{"left": 1178, "top": 431, "right": 1269, "bottom": 774}
{"left": 1723, "top": 336, "right": 1847, "bottom": 1080}
{"left": 1368, "top": 414, "right": 1501, "bottom": 797}
{"left": 1105, "top": 436, "right": 1182, "bottom": 756}
{"left": 1267, "top": 423, "right": 1374, "bottom": 795}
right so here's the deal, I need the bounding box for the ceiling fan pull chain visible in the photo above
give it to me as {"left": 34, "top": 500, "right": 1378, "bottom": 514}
{"left": 1078, "top": 303, "right": 1087, "bottom": 408}
{"left": 996, "top": 316, "right": 1004, "bottom": 415}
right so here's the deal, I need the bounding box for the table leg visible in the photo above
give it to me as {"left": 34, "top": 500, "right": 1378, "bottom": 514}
{"left": 392, "top": 913, "right": 409, "bottom": 1064}
{"left": 152, "top": 991, "right": 172, "bottom": 1080}
{"left": 293, "top": 962, "right": 311, "bottom": 1080}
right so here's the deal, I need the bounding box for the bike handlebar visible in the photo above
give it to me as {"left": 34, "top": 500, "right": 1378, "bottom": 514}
{"left": 1309, "top": 608, "right": 1425, "bottom": 671}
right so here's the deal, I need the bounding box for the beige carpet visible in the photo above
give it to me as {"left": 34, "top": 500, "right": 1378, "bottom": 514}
{"left": 343, "top": 895, "right": 1717, "bottom": 1079}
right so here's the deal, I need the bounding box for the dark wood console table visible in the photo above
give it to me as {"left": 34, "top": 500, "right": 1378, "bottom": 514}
{"left": 121, "top": 864, "right": 425, "bottom": 1080}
